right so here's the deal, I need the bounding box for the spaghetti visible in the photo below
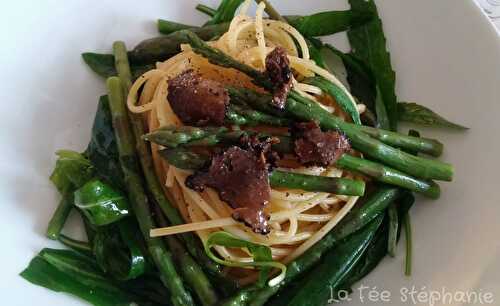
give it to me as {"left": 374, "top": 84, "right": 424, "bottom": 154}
{"left": 127, "top": 0, "right": 364, "bottom": 284}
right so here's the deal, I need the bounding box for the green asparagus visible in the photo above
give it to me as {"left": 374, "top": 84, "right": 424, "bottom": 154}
{"left": 131, "top": 24, "right": 230, "bottom": 63}
{"left": 335, "top": 154, "right": 440, "bottom": 199}
{"left": 305, "top": 76, "right": 362, "bottom": 125}
{"left": 157, "top": 148, "right": 365, "bottom": 196}
{"left": 269, "top": 171, "right": 365, "bottom": 196}
{"left": 113, "top": 42, "right": 223, "bottom": 303}
{"left": 46, "top": 193, "right": 74, "bottom": 240}
{"left": 179, "top": 30, "right": 274, "bottom": 89}
{"left": 145, "top": 127, "right": 441, "bottom": 198}
{"left": 143, "top": 126, "right": 232, "bottom": 148}
{"left": 255, "top": 0, "right": 287, "bottom": 22}
{"left": 157, "top": 19, "right": 195, "bottom": 35}
{"left": 155, "top": 205, "right": 219, "bottom": 305}
{"left": 196, "top": 4, "right": 217, "bottom": 17}
{"left": 107, "top": 76, "right": 195, "bottom": 306}
{"left": 227, "top": 104, "right": 291, "bottom": 126}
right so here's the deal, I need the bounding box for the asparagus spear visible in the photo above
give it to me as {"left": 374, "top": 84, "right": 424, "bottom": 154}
{"left": 46, "top": 193, "right": 74, "bottom": 239}
{"left": 113, "top": 42, "right": 223, "bottom": 304}
{"left": 228, "top": 87, "right": 443, "bottom": 157}
{"left": 255, "top": 0, "right": 287, "bottom": 22}
{"left": 157, "top": 19, "right": 195, "bottom": 35}
{"left": 269, "top": 171, "right": 365, "bottom": 196}
{"left": 196, "top": 4, "right": 217, "bottom": 17}
{"left": 179, "top": 30, "right": 274, "bottom": 89}
{"left": 357, "top": 124, "right": 443, "bottom": 157}
{"left": 143, "top": 126, "right": 233, "bottom": 148}
{"left": 154, "top": 203, "right": 219, "bottom": 306}
{"left": 131, "top": 24, "right": 230, "bottom": 63}
{"left": 222, "top": 187, "right": 401, "bottom": 306}
{"left": 403, "top": 129, "right": 419, "bottom": 275}
{"left": 227, "top": 104, "right": 291, "bottom": 126}
{"left": 226, "top": 5, "right": 364, "bottom": 130}
{"left": 145, "top": 128, "right": 440, "bottom": 198}
{"left": 156, "top": 148, "right": 365, "bottom": 196}
{"left": 335, "top": 154, "right": 440, "bottom": 199}
{"left": 144, "top": 126, "right": 286, "bottom": 149}
{"left": 107, "top": 76, "right": 195, "bottom": 306}
{"left": 227, "top": 87, "right": 286, "bottom": 118}
{"left": 305, "top": 76, "right": 362, "bottom": 125}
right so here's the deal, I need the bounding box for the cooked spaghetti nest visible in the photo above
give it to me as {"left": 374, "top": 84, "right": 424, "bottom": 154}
{"left": 127, "top": 0, "right": 364, "bottom": 284}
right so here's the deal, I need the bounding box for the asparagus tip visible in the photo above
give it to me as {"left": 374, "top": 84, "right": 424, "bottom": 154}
{"left": 425, "top": 181, "right": 441, "bottom": 200}
{"left": 112, "top": 40, "right": 126, "bottom": 49}
{"left": 45, "top": 232, "right": 58, "bottom": 240}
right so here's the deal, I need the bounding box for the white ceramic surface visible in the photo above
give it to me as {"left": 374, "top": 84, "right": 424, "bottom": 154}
{"left": 1, "top": 1, "right": 499, "bottom": 305}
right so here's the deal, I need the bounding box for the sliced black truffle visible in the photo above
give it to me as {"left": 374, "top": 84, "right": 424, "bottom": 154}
{"left": 265, "top": 47, "right": 293, "bottom": 109}
{"left": 293, "top": 121, "right": 351, "bottom": 167}
{"left": 167, "top": 70, "right": 229, "bottom": 126}
{"left": 186, "top": 136, "right": 280, "bottom": 234}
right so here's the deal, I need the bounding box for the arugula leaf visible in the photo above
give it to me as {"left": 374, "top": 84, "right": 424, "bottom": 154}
{"left": 205, "top": 0, "right": 244, "bottom": 26}
{"left": 397, "top": 191, "right": 415, "bottom": 234}
{"left": 347, "top": 0, "right": 398, "bottom": 130}
{"left": 397, "top": 102, "right": 468, "bottom": 130}
{"left": 74, "top": 179, "right": 130, "bottom": 226}
{"left": 386, "top": 203, "right": 399, "bottom": 257}
{"left": 93, "top": 219, "right": 148, "bottom": 280}
{"left": 86, "top": 96, "right": 126, "bottom": 190}
{"left": 58, "top": 234, "right": 93, "bottom": 257}
{"left": 374, "top": 85, "right": 390, "bottom": 130}
{"left": 37, "top": 249, "right": 120, "bottom": 292}
{"left": 288, "top": 10, "right": 372, "bottom": 37}
{"left": 20, "top": 249, "right": 148, "bottom": 306}
{"left": 338, "top": 220, "right": 389, "bottom": 288}
{"left": 320, "top": 47, "right": 349, "bottom": 88}
{"left": 204, "top": 231, "right": 286, "bottom": 287}
{"left": 82, "top": 53, "right": 154, "bottom": 80}
{"left": 50, "top": 150, "right": 94, "bottom": 194}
